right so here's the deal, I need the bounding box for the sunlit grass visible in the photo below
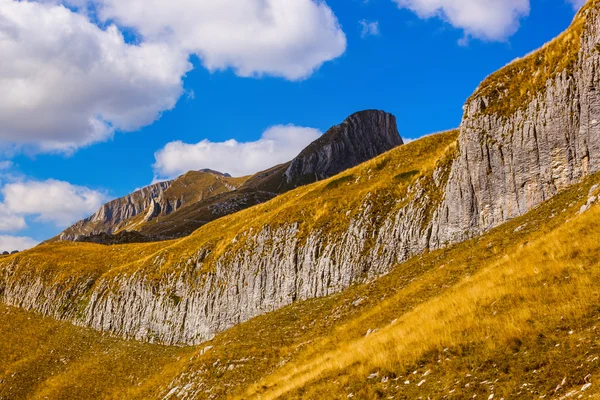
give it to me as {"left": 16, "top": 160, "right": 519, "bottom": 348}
{"left": 469, "top": 0, "right": 595, "bottom": 118}
{"left": 242, "top": 197, "right": 600, "bottom": 399}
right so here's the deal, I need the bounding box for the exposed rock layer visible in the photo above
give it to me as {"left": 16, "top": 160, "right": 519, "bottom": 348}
{"left": 431, "top": 3, "right": 600, "bottom": 245}
{"left": 283, "top": 110, "right": 404, "bottom": 189}
{"left": 3, "top": 4, "right": 600, "bottom": 347}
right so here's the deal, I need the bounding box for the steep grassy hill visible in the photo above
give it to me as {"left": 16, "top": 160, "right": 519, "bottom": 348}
{"left": 2, "top": 160, "right": 599, "bottom": 399}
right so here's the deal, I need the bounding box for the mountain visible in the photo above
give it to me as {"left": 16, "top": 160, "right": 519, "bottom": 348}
{"left": 57, "top": 109, "right": 403, "bottom": 242}
{"left": 3, "top": 1, "right": 600, "bottom": 398}
{"left": 57, "top": 171, "right": 249, "bottom": 242}
{"left": 5, "top": 1, "right": 600, "bottom": 345}
{"left": 3, "top": 171, "right": 599, "bottom": 399}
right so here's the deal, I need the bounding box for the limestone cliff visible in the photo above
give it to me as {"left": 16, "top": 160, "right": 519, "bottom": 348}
{"left": 3, "top": 2, "right": 600, "bottom": 349}
{"left": 431, "top": 1, "right": 600, "bottom": 246}
{"left": 282, "top": 110, "right": 403, "bottom": 189}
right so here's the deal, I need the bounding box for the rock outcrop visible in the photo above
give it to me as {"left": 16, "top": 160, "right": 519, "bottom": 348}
{"left": 282, "top": 110, "right": 403, "bottom": 189}
{"left": 57, "top": 181, "right": 172, "bottom": 241}
{"left": 4, "top": 2, "right": 600, "bottom": 349}
{"left": 430, "top": 2, "right": 600, "bottom": 246}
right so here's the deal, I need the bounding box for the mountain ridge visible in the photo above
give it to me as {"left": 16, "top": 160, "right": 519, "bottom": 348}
{"left": 1, "top": 0, "right": 600, "bottom": 386}
{"left": 57, "top": 110, "right": 403, "bottom": 243}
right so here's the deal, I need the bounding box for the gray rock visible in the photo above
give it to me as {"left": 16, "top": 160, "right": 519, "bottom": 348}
{"left": 3, "top": 7, "right": 600, "bottom": 349}
{"left": 56, "top": 181, "right": 173, "bottom": 241}
{"left": 430, "top": 5, "right": 600, "bottom": 246}
{"left": 284, "top": 110, "right": 404, "bottom": 188}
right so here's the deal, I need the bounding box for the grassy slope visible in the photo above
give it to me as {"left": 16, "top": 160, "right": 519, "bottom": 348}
{"left": 2, "top": 163, "right": 600, "bottom": 399}
{"left": 469, "top": 0, "right": 595, "bottom": 117}
{"left": 0, "top": 305, "right": 189, "bottom": 400}
{"left": 1, "top": 130, "right": 458, "bottom": 290}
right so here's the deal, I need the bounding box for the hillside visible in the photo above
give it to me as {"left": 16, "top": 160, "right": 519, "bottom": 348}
{"left": 58, "top": 110, "right": 403, "bottom": 243}
{"left": 2, "top": 168, "right": 599, "bottom": 399}
{"left": 3, "top": 0, "right": 600, "bottom": 398}
{"left": 0, "top": 130, "right": 455, "bottom": 345}
{"left": 57, "top": 170, "right": 248, "bottom": 242}
{"left": 5, "top": 0, "right": 600, "bottom": 349}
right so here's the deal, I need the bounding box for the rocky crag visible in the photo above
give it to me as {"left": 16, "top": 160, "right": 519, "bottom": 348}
{"left": 56, "top": 171, "right": 249, "bottom": 242}
{"left": 281, "top": 110, "right": 402, "bottom": 190}
{"left": 431, "top": 1, "right": 600, "bottom": 245}
{"left": 2, "top": 2, "right": 600, "bottom": 347}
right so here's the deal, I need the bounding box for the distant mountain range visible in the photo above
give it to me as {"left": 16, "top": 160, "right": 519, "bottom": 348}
{"left": 56, "top": 110, "right": 403, "bottom": 243}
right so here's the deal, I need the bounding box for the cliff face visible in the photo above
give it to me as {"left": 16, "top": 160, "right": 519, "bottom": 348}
{"left": 431, "top": 2, "right": 600, "bottom": 246}
{"left": 4, "top": 3, "right": 600, "bottom": 349}
{"left": 283, "top": 110, "right": 404, "bottom": 188}
{"left": 58, "top": 181, "right": 172, "bottom": 241}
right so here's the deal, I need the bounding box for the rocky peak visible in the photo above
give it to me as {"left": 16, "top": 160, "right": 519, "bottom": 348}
{"left": 283, "top": 110, "right": 403, "bottom": 189}
{"left": 198, "top": 169, "right": 232, "bottom": 178}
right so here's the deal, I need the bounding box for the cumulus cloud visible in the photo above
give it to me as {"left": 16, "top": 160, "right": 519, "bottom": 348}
{"left": 0, "top": 235, "right": 39, "bottom": 252}
{"left": 394, "top": 0, "right": 530, "bottom": 41}
{"left": 0, "top": 204, "right": 27, "bottom": 232}
{"left": 0, "top": 0, "right": 192, "bottom": 152}
{"left": 2, "top": 179, "right": 107, "bottom": 227}
{"left": 0, "top": 0, "right": 345, "bottom": 154}
{"left": 153, "top": 125, "right": 322, "bottom": 178}
{"left": 360, "top": 20, "right": 380, "bottom": 38}
{"left": 90, "top": 0, "right": 347, "bottom": 80}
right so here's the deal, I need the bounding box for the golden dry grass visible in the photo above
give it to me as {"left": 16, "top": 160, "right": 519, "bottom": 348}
{"left": 1, "top": 171, "right": 600, "bottom": 399}
{"left": 469, "top": 0, "right": 596, "bottom": 118}
{"left": 244, "top": 203, "right": 600, "bottom": 399}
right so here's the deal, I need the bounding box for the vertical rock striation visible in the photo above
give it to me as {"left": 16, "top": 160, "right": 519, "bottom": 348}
{"left": 283, "top": 110, "right": 404, "bottom": 188}
{"left": 431, "top": 2, "right": 600, "bottom": 245}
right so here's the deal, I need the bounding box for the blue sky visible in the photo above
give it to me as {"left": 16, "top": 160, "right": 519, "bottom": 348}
{"left": 0, "top": 0, "right": 584, "bottom": 248}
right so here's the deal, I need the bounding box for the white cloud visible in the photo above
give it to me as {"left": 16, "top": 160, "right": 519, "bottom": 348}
{"left": 0, "top": 204, "right": 26, "bottom": 232}
{"left": 394, "top": 0, "right": 530, "bottom": 41}
{"left": 0, "top": 0, "right": 192, "bottom": 153}
{"left": 566, "top": 0, "right": 586, "bottom": 10}
{"left": 153, "top": 125, "right": 322, "bottom": 178}
{"left": 2, "top": 179, "right": 107, "bottom": 227}
{"left": 0, "top": 0, "right": 345, "bottom": 153}
{"left": 360, "top": 20, "right": 380, "bottom": 38}
{"left": 0, "top": 236, "right": 39, "bottom": 252}
{"left": 90, "top": 0, "right": 347, "bottom": 80}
